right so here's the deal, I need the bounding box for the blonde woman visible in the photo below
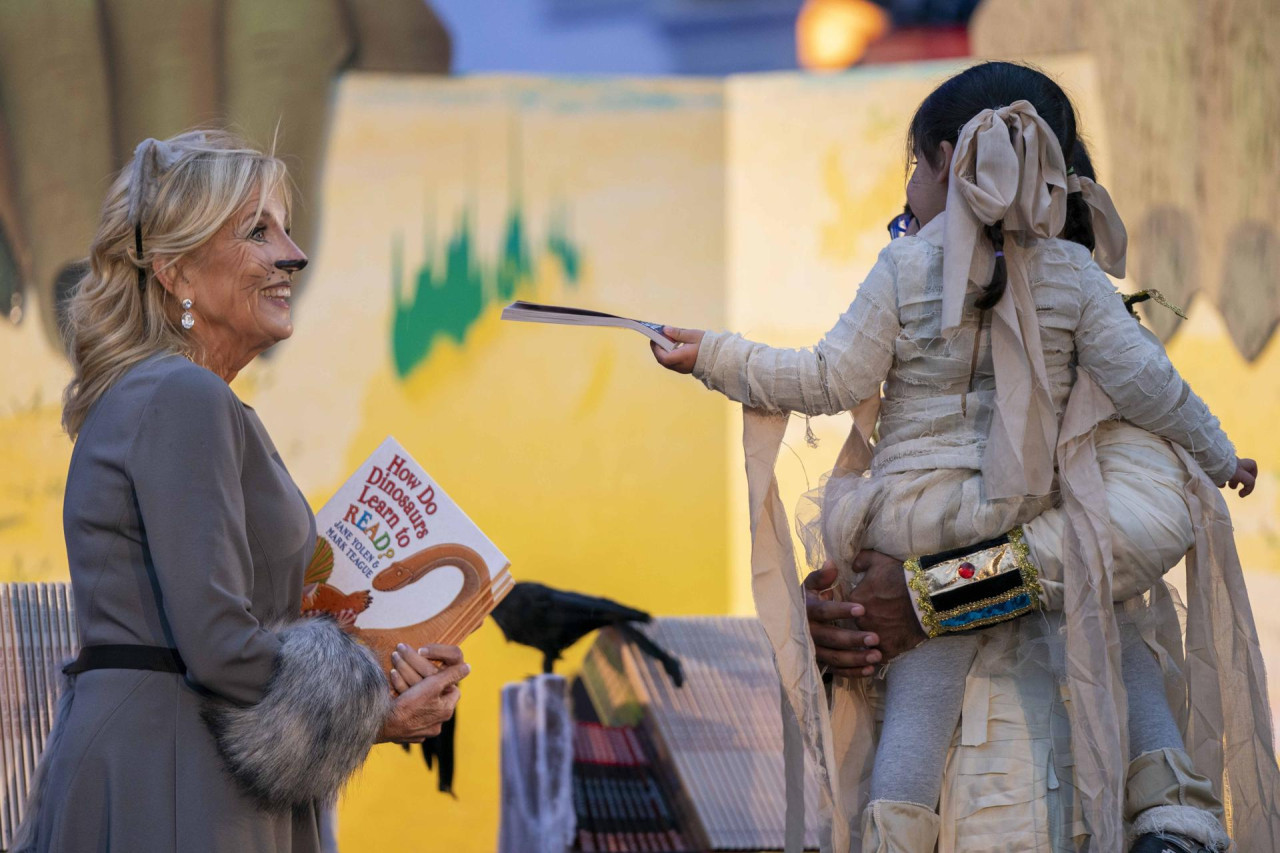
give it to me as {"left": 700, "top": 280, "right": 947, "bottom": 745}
{"left": 13, "top": 130, "right": 467, "bottom": 853}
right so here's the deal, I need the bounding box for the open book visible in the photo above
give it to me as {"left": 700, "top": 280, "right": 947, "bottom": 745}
{"left": 306, "top": 437, "right": 513, "bottom": 665}
{"left": 502, "top": 300, "right": 678, "bottom": 351}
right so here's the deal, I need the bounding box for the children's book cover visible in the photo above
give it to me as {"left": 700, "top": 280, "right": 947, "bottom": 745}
{"left": 305, "top": 437, "right": 513, "bottom": 665}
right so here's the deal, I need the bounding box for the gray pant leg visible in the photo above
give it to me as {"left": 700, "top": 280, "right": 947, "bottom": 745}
{"left": 1119, "top": 614, "right": 1184, "bottom": 758}
{"left": 870, "top": 634, "right": 980, "bottom": 808}
{"left": 869, "top": 613, "right": 1183, "bottom": 805}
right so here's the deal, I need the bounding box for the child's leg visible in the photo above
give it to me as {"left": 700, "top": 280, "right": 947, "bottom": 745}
{"left": 862, "top": 633, "right": 979, "bottom": 850}
{"left": 871, "top": 634, "right": 979, "bottom": 804}
{"left": 1020, "top": 422, "right": 1228, "bottom": 847}
{"left": 1117, "top": 610, "right": 1229, "bottom": 850}
{"left": 1117, "top": 613, "right": 1182, "bottom": 759}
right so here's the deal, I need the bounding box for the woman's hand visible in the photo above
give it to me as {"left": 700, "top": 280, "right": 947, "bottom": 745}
{"left": 804, "top": 564, "right": 881, "bottom": 678}
{"left": 650, "top": 326, "right": 704, "bottom": 374}
{"left": 1229, "top": 458, "right": 1257, "bottom": 498}
{"left": 378, "top": 644, "right": 469, "bottom": 743}
{"left": 388, "top": 643, "right": 461, "bottom": 695}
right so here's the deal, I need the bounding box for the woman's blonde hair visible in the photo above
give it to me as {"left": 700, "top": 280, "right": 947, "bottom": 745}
{"left": 61, "top": 129, "right": 291, "bottom": 438}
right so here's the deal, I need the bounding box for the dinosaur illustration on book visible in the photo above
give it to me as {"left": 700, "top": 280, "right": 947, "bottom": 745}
{"left": 301, "top": 538, "right": 372, "bottom": 628}
{"left": 301, "top": 536, "right": 498, "bottom": 665}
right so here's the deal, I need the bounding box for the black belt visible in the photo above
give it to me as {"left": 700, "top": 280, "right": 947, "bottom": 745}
{"left": 63, "top": 644, "right": 186, "bottom": 675}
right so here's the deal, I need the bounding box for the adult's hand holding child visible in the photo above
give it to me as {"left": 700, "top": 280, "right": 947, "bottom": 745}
{"left": 803, "top": 553, "right": 928, "bottom": 679}
{"left": 803, "top": 565, "right": 881, "bottom": 678}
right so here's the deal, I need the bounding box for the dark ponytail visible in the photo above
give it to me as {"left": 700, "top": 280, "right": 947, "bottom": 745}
{"left": 977, "top": 222, "right": 1007, "bottom": 310}
{"left": 1062, "top": 139, "right": 1096, "bottom": 253}
{"left": 907, "top": 62, "right": 1094, "bottom": 309}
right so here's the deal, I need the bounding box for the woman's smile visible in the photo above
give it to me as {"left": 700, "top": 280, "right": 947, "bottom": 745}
{"left": 260, "top": 282, "right": 293, "bottom": 311}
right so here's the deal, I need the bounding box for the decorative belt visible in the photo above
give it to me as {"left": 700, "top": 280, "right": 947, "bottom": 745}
{"left": 905, "top": 527, "right": 1044, "bottom": 638}
{"left": 63, "top": 644, "right": 186, "bottom": 675}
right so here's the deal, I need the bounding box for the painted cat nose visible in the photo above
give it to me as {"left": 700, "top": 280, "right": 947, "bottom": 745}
{"left": 275, "top": 257, "right": 308, "bottom": 273}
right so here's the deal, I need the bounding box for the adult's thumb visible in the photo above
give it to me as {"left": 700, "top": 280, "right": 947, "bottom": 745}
{"left": 803, "top": 564, "right": 839, "bottom": 591}
{"left": 429, "top": 662, "right": 471, "bottom": 689}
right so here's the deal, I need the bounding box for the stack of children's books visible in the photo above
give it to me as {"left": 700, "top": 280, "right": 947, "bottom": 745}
{"left": 0, "top": 583, "right": 79, "bottom": 849}
{"left": 572, "top": 722, "right": 693, "bottom": 852}
{"left": 580, "top": 617, "right": 823, "bottom": 851}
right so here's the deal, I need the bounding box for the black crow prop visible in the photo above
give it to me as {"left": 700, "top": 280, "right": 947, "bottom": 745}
{"left": 490, "top": 581, "right": 684, "bottom": 686}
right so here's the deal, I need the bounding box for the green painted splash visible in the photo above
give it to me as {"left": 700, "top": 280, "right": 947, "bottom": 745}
{"left": 391, "top": 204, "right": 581, "bottom": 378}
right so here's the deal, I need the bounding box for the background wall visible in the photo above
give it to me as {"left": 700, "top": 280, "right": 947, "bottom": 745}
{"left": 2, "top": 27, "right": 1278, "bottom": 853}
{"left": 308, "top": 76, "right": 732, "bottom": 848}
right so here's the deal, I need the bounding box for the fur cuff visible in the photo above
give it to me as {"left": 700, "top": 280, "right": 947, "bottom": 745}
{"left": 1131, "top": 805, "right": 1231, "bottom": 851}
{"left": 202, "top": 618, "right": 391, "bottom": 811}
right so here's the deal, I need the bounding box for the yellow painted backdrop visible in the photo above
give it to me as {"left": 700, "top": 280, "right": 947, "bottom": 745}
{"left": 3, "top": 59, "right": 1278, "bottom": 852}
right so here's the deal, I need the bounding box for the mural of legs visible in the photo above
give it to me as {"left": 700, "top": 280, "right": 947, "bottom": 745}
{"left": 970, "top": 0, "right": 1280, "bottom": 361}
{"left": 0, "top": 1, "right": 116, "bottom": 341}
{"left": 0, "top": 120, "right": 25, "bottom": 324}
{"left": 0, "top": 0, "right": 452, "bottom": 344}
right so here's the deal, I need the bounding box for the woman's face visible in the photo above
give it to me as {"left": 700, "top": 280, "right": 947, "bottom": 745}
{"left": 905, "top": 142, "right": 951, "bottom": 228}
{"left": 177, "top": 191, "right": 307, "bottom": 371}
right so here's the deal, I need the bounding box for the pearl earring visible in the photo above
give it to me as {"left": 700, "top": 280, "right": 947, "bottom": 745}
{"left": 181, "top": 299, "right": 195, "bottom": 330}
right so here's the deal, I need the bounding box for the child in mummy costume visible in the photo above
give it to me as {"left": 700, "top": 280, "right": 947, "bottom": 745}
{"left": 653, "top": 63, "right": 1280, "bottom": 852}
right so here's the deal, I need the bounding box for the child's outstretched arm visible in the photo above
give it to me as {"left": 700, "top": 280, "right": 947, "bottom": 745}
{"left": 1074, "top": 263, "right": 1247, "bottom": 490}
{"left": 650, "top": 247, "right": 902, "bottom": 416}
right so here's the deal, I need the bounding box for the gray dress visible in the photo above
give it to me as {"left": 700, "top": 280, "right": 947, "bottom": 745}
{"left": 29, "top": 353, "right": 323, "bottom": 852}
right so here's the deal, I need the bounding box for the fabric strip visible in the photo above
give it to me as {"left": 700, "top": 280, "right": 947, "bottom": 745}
{"left": 941, "top": 100, "right": 1066, "bottom": 501}
{"left": 742, "top": 408, "right": 850, "bottom": 851}
{"left": 1174, "top": 441, "right": 1280, "bottom": 848}
{"left": 1067, "top": 173, "right": 1128, "bottom": 277}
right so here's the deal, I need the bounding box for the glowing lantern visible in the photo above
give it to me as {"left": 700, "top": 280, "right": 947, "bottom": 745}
{"left": 797, "top": 0, "right": 891, "bottom": 71}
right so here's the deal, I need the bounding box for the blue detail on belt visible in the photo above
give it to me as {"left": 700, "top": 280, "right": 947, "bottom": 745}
{"left": 938, "top": 593, "right": 1034, "bottom": 630}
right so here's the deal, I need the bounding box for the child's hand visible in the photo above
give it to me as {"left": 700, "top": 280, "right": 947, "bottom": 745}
{"left": 650, "top": 326, "right": 704, "bottom": 374}
{"left": 1229, "top": 458, "right": 1257, "bottom": 498}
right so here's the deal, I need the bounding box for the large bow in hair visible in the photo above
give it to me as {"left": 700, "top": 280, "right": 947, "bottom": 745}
{"left": 940, "top": 99, "right": 1068, "bottom": 332}
{"left": 1068, "top": 172, "right": 1128, "bottom": 278}
{"left": 942, "top": 100, "right": 1065, "bottom": 502}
